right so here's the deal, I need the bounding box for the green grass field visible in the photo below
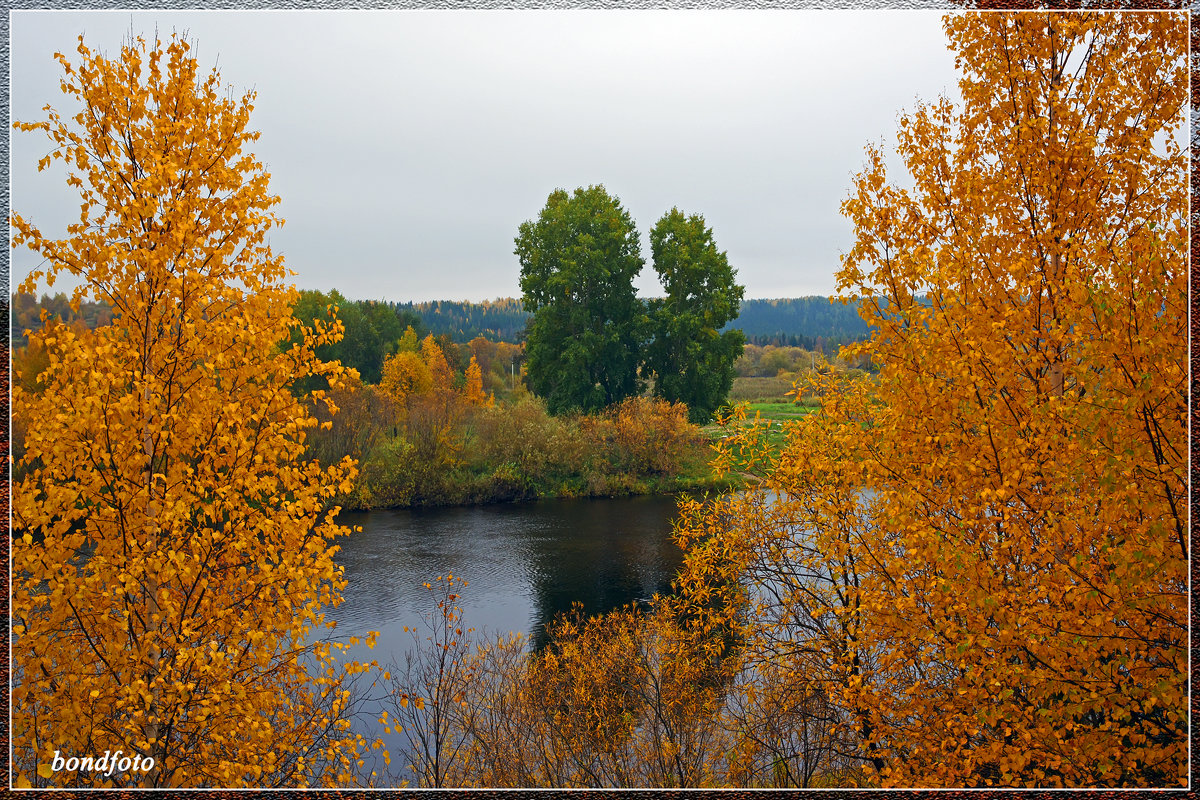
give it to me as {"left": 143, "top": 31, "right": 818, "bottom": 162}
{"left": 747, "top": 401, "right": 816, "bottom": 422}
{"left": 701, "top": 401, "right": 817, "bottom": 459}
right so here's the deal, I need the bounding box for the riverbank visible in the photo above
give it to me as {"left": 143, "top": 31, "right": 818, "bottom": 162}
{"left": 336, "top": 457, "right": 741, "bottom": 512}
{"left": 316, "top": 392, "right": 745, "bottom": 512}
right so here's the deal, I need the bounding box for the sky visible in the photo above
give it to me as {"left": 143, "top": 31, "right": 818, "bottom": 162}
{"left": 10, "top": 9, "right": 961, "bottom": 303}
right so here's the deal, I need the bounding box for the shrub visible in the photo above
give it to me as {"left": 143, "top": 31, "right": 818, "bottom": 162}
{"left": 582, "top": 397, "right": 701, "bottom": 477}
{"left": 468, "top": 393, "right": 586, "bottom": 493}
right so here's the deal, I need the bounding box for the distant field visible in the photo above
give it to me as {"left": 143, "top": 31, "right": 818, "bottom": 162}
{"left": 747, "top": 402, "right": 816, "bottom": 422}
{"left": 728, "top": 376, "right": 797, "bottom": 403}
{"left": 703, "top": 401, "right": 815, "bottom": 454}
{"left": 706, "top": 400, "right": 815, "bottom": 427}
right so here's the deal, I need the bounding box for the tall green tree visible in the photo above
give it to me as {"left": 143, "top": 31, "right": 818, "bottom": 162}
{"left": 644, "top": 209, "right": 745, "bottom": 423}
{"left": 515, "top": 185, "right": 645, "bottom": 414}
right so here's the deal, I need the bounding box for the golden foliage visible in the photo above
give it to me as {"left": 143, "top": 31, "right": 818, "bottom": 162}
{"left": 673, "top": 11, "right": 1186, "bottom": 788}
{"left": 379, "top": 350, "right": 433, "bottom": 407}
{"left": 11, "top": 33, "right": 381, "bottom": 787}
{"left": 377, "top": 337, "right": 499, "bottom": 481}
{"left": 421, "top": 334, "right": 456, "bottom": 398}
{"left": 462, "top": 356, "right": 491, "bottom": 407}
{"left": 581, "top": 397, "right": 699, "bottom": 477}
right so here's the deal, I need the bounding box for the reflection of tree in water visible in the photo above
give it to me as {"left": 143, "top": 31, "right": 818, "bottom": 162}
{"left": 522, "top": 496, "right": 684, "bottom": 651}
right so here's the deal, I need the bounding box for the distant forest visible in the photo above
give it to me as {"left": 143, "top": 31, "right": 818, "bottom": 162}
{"left": 727, "top": 297, "right": 873, "bottom": 349}
{"left": 10, "top": 292, "right": 113, "bottom": 349}
{"left": 391, "top": 298, "right": 529, "bottom": 343}
{"left": 12, "top": 293, "right": 879, "bottom": 354}
{"left": 393, "top": 296, "right": 876, "bottom": 352}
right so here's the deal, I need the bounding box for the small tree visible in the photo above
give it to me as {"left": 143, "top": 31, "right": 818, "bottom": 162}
{"left": 11, "top": 33, "right": 379, "bottom": 787}
{"left": 384, "top": 576, "right": 476, "bottom": 788}
{"left": 462, "top": 356, "right": 490, "bottom": 407}
{"left": 644, "top": 208, "right": 745, "bottom": 422}
{"left": 515, "top": 185, "right": 645, "bottom": 414}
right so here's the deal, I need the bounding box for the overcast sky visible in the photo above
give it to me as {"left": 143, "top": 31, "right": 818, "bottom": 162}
{"left": 10, "top": 9, "right": 961, "bottom": 302}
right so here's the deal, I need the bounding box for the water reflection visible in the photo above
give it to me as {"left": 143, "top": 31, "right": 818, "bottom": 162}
{"left": 332, "top": 495, "right": 684, "bottom": 652}
{"left": 322, "top": 495, "right": 686, "bottom": 782}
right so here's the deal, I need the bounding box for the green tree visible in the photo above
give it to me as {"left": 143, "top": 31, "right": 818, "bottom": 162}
{"left": 644, "top": 208, "right": 745, "bottom": 423}
{"left": 515, "top": 185, "right": 645, "bottom": 415}
{"left": 290, "top": 289, "right": 424, "bottom": 386}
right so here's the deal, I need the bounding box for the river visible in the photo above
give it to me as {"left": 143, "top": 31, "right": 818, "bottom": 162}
{"left": 322, "top": 495, "right": 687, "bottom": 782}
{"left": 332, "top": 494, "right": 686, "bottom": 652}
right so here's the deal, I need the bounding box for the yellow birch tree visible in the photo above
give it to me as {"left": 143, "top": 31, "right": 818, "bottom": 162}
{"left": 380, "top": 349, "right": 433, "bottom": 409}
{"left": 462, "top": 355, "right": 490, "bottom": 407}
{"left": 674, "top": 10, "right": 1186, "bottom": 788}
{"left": 11, "top": 33, "right": 381, "bottom": 787}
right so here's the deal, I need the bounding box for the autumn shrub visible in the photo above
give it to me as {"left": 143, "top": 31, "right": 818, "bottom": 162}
{"left": 581, "top": 396, "right": 700, "bottom": 477}
{"left": 435, "top": 601, "right": 731, "bottom": 788}
{"left": 734, "top": 344, "right": 832, "bottom": 378}
{"left": 331, "top": 334, "right": 509, "bottom": 508}
{"left": 302, "top": 379, "right": 434, "bottom": 509}
{"left": 722, "top": 660, "right": 860, "bottom": 788}
{"left": 691, "top": 483, "right": 870, "bottom": 788}
{"left": 405, "top": 394, "right": 465, "bottom": 468}
{"left": 305, "top": 377, "right": 398, "bottom": 468}
{"left": 467, "top": 392, "right": 586, "bottom": 497}
{"left": 309, "top": 384, "right": 716, "bottom": 509}
{"left": 383, "top": 576, "right": 475, "bottom": 788}
{"left": 444, "top": 632, "right": 540, "bottom": 786}
{"left": 319, "top": 389, "right": 717, "bottom": 509}
{"left": 355, "top": 437, "right": 426, "bottom": 508}
{"left": 390, "top": 557, "right": 866, "bottom": 788}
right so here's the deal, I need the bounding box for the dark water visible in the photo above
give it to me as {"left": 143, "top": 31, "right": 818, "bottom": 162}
{"left": 322, "top": 495, "right": 686, "bottom": 781}
{"left": 331, "top": 494, "right": 686, "bottom": 654}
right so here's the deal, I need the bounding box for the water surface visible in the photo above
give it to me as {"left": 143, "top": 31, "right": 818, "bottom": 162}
{"left": 332, "top": 494, "right": 686, "bottom": 654}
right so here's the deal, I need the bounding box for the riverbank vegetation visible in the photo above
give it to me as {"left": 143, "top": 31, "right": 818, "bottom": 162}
{"left": 282, "top": 295, "right": 731, "bottom": 508}
{"left": 11, "top": 290, "right": 734, "bottom": 508}
{"left": 304, "top": 362, "right": 725, "bottom": 509}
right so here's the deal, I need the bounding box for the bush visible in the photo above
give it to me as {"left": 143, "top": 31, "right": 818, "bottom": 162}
{"left": 355, "top": 436, "right": 422, "bottom": 508}
{"left": 468, "top": 392, "right": 586, "bottom": 494}
{"left": 582, "top": 396, "right": 700, "bottom": 477}
{"left": 304, "top": 378, "right": 398, "bottom": 468}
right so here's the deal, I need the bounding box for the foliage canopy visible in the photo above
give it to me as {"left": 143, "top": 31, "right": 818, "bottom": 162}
{"left": 11, "top": 33, "right": 379, "bottom": 787}
{"left": 644, "top": 208, "right": 745, "bottom": 423}
{"left": 674, "top": 10, "right": 1187, "bottom": 788}
{"left": 516, "top": 185, "right": 646, "bottom": 415}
